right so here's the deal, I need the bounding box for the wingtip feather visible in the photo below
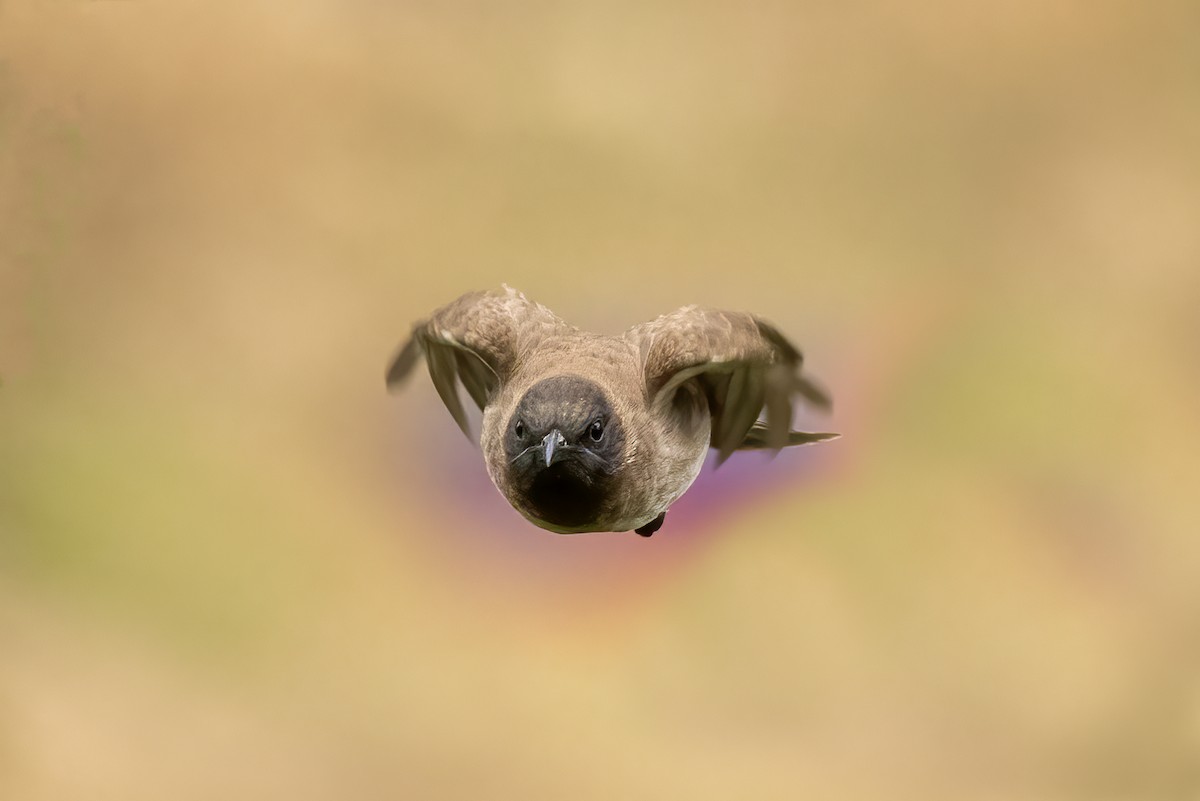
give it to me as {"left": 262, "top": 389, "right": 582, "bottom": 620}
{"left": 385, "top": 335, "right": 423, "bottom": 392}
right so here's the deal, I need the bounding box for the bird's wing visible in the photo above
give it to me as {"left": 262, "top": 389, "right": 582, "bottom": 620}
{"left": 631, "top": 306, "right": 837, "bottom": 464}
{"left": 386, "top": 286, "right": 568, "bottom": 438}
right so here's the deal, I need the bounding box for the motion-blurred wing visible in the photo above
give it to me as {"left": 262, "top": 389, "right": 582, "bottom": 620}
{"left": 386, "top": 286, "right": 567, "bottom": 437}
{"left": 631, "top": 306, "right": 837, "bottom": 464}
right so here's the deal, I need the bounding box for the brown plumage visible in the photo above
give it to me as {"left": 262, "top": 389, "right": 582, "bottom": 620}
{"left": 386, "top": 286, "right": 838, "bottom": 536}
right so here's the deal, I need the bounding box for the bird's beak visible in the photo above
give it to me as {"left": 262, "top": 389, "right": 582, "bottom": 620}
{"left": 542, "top": 429, "right": 566, "bottom": 467}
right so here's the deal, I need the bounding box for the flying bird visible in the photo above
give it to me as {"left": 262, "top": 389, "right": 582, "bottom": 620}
{"left": 386, "top": 286, "right": 838, "bottom": 537}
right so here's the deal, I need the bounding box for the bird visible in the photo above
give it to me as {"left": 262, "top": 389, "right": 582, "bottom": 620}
{"left": 386, "top": 286, "right": 838, "bottom": 537}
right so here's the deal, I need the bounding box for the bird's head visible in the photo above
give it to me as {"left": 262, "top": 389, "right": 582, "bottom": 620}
{"left": 503, "top": 375, "right": 626, "bottom": 530}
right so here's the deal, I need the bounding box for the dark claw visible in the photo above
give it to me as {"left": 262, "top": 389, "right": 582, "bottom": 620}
{"left": 634, "top": 512, "right": 666, "bottom": 538}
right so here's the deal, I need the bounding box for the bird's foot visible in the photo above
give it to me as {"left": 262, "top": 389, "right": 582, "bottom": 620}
{"left": 634, "top": 512, "right": 666, "bottom": 538}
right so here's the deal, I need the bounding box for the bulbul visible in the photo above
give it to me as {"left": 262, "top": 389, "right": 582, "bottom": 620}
{"left": 386, "top": 286, "right": 837, "bottom": 537}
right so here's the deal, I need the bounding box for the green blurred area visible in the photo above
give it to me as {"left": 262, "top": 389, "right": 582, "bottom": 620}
{"left": 2, "top": 1, "right": 1199, "bottom": 798}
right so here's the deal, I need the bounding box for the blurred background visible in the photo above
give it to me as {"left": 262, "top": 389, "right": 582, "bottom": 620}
{"left": 2, "top": 1, "right": 1199, "bottom": 798}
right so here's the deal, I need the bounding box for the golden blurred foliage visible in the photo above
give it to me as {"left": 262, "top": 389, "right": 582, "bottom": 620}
{"left": 2, "top": 1, "right": 1199, "bottom": 798}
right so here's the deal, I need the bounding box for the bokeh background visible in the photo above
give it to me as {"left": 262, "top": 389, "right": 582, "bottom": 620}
{"left": 3, "top": 1, "right": 1199, "bottom": 798}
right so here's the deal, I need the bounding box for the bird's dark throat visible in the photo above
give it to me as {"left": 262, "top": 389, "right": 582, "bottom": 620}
{"left": 525, "top": 462, "right": 609, "bottom": 529}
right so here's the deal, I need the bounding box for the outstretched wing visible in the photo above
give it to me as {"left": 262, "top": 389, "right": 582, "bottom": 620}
{"left": 631, "top": 306, "right": 837, "bottom": 464}
{"left": 386, "top": 286, "right": 567, "bottom": 437}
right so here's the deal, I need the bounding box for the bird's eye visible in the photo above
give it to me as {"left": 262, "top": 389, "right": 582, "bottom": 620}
{"left": 588, "top": 419, "right": 604, "bottom": 442}
{"left": 514, "top": 420, "right": 525, "bottom": 438}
